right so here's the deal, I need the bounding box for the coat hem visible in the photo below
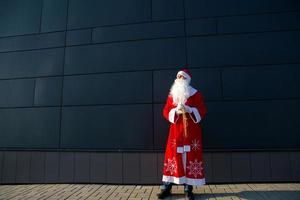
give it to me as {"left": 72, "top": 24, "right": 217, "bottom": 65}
{"left": 162, "top": 175, "right": 206, "bottom": 186}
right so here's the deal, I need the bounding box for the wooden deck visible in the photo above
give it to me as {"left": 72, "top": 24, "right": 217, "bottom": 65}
{"left": 0, "top": 183, "right": 299, "bottom": 200}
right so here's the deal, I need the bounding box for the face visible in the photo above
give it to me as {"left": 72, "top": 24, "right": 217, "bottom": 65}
{"left": 176, "top": 74, "right": 186, "bottom": 80}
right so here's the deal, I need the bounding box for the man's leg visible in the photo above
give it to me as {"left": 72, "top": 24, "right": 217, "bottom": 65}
{"left": 157, "top": 181, "right": 173, "bottom": 199}
{"left": 184, "top": 184, "right": 193, "bottom": 192}
{"left": 182, "top": 152, "right": 194, "bottom": 199}
{"left": 184, "top": 184, "right": 194, "bottom": 200}
{"left": 161, "top": 181, "right": 173, "bottom": 191}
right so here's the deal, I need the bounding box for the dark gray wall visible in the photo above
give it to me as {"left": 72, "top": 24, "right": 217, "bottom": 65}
{"left": 0, "top": 151, "right": 299, "bottom": 184}
{"left": 0, "top": 0, "right": 300, "bottom": 151}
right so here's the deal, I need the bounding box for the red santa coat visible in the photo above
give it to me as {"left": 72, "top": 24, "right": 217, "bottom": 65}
{"left": 162, "top": 88, "right": 207, "bottom": 186}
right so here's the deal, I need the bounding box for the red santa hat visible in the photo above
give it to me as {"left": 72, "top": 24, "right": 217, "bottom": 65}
{"left": 177, "top": 68, "right": 192, "bottom": 82}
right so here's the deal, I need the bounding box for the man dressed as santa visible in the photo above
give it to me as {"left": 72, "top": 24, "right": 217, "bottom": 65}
{"left": 157, "top": 69, "right": 207, "bottom": 200}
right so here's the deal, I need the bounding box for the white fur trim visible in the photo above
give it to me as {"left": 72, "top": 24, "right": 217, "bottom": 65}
{"left": 186, "top": 177, "right": 206, "bottom": 186}
{"left": 190, "top": 107, "right": 201, "bottom": 123}
{"left": 177, "top": 145, "right": 191, "bottom": 153}
{"left": 162, "top": 175, "right": 206, "bottom": 186}
{"left": 177, "top": 71, "right": 191, "bottom": 82}
{"left": 177, "top": 147, "right": 183, "bottom": 153}
{"left": 182, "top": 152, "right": 187, "bottom": 173}
{"left": 168, "top": 108, "right": 177, "bottom": 123}
{"left": 188, "top": 86, "right": 197, "bottom": 97}
{"left": 184, "top": 145, "right": 191, "bottom": 152}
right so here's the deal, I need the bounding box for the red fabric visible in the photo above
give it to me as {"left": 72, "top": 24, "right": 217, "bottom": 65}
{"left": 162, "top": 91, "right": 207, "bottom": 185}
{"left": 178, "top": 68, "right": 192, "bottom": 79}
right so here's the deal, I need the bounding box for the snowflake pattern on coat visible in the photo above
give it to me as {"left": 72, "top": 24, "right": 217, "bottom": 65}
{"left": 191, "top": 139, "right": 201, "bottom": 151}
{"left": 164, "top": 157, "right": 177, "bottom": 175}
{"left": 187, "top": 159, "right": 203, "bottom": 178}
{"left": 170, "top": 139, "right": 177, "bottom": 148}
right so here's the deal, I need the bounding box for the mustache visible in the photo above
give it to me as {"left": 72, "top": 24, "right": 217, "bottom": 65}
{"left": 174, "top": 78, "right": 189, "bottom": 85}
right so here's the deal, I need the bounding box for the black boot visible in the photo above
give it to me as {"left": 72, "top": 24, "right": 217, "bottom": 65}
{"left": 186, "top": 190, "right": 195, "bottom": 200}
{"left": 186, "top": 191, "right": 195, "bottom": 200}
{"left": 157, "top": 189, "right": 171, "bottom": 199}
{"left": 157, "top": 182, "right": 172, "bottom": 199}
{"left": 184, "top": 184, "right": 194, "bottom": 200}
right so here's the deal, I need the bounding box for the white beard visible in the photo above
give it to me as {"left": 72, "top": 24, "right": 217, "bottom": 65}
{"left": 169, "top": 78, "right": 191, "bottom": 105}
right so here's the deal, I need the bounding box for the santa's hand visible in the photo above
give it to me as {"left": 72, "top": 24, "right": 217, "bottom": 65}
{"left": 177, "top": 102, "right": 184, "bottom": 109}
{"left": 175, "top": 108, "right": 183, "bottom": 114}
{"left": 175, "top": 103, "right": 184, "bottom": 114}
{"left": 184, "top": 105, "right": 193, "bottom": 113}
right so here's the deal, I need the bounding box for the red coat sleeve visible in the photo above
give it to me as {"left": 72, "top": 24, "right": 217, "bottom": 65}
{"left": 163, "top": 95, "right": 178, "bottom": 123}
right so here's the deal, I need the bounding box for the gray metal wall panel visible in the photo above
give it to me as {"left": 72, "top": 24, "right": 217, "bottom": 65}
{"left": 212, "top": 152, "right": 232, "bottom": 183}
{"left": 61, "top": 105, "right": 153, "bottom": 149}
{"left": 152, "top": 0, "right": 184, "bottom": 21}
{"left": 59, "top": 152, "right": 74, "bottom": 183}
{"left": 0, "top": 48, "right": 64, "bottom": 79}
{"left": 16, "top": 151, "right": 31, "bottom": 183}
{"left": 0, "top": 151, "right": 299, "bottom": 184}
{"left": 67, "top": 0, "right": 151, "bottom": 29}
{"left": 140, "top": 153, "right": 158, "bottom": 184}
{"left": 66, "top": 29, "right": 92, "bottom": 46}
{"left": 203, "top": 152, "right": 213, "bottom": 182}
{"left": 34, "top": 77, "right": 63, "bottom": 106}
{"left": 106, "top": 153, "right": 122, "bottom": 183}
{"left": 0, "top": 108, "right": 60, "bottom": 148}
{"left": 250, "top": 152, "right": 271, "bottom": 182}
{"left": 153, "top": 104, "right": 169, "bottom": 150}
{"left": 270, "top": 152, "right": 292, "bottom": 181}
{"left": 63, "top": 71, "right": 152, "bottom": 105}
{"left": 157, "top": 152, "right": 165, "bottom": 183}
{"left": 2, "top": 151, "right": 17, "bottom": 183}
{"left": 290, "top": 152, "right": 300, "bottom": 181}
{"left": 0, "top": 32, "right": 65, "bottom": 52}
{"left": 0, "top": 151, "right": 3, "bottom": 183}
{"left": 41, "top": 0, "right": 68, "bottom": 32}
{"left": 0, "top": 0, "right": 42, "bottom": 37}
{"left": 30, "top": 151, "right": 45, "bottom": 183}
{"left": 74, "top": 152, "right": 90, "bottom": 183}
{"left": 222, "top": 65, "right": 300, "bottom": 100}
{"left": 231, "top": 152, "right": 251, "bottom": 182}
{"left": 0, "top": 79, "right": 35, "bottom": 107}
{"left": 123, "top": 153, "right": 140, "bottom": 184}
{"left": 92, "top": 21, "right": 184, "bottom": 43}
{"left": 64, "top": 38, "right": 186, "bottom": 75}
{"left": 185, "top": 0, "right": 300, "bottom": 18}
{"left": 45, "top": 152, "right": 60, "bottom": 183}
{"left": 90, "top": 153, "right": 106, "bottom": 183}
{"left": 218, "top": 12, "right": 300, "bottom": 34}
{"left": 203, "top": 100, "right": 300, "bottom": 149}
{"left": 188, "top": 31, "right": 300, "bottom": 67}
{"left": 186, "top": 19, "right": 217, "bottom": 36}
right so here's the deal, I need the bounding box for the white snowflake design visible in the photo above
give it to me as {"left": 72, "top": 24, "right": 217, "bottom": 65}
{"left": 164, "top": 157, "right": 177, "bottom": 175}
{"left": 170, "top": 139, "right": 176, "bottom": 148}
{"left": 191, "top": 139, "right": 201, "bottom": 151}
{"left": 187, "top": 159, "right": 203, "bottom": 178}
